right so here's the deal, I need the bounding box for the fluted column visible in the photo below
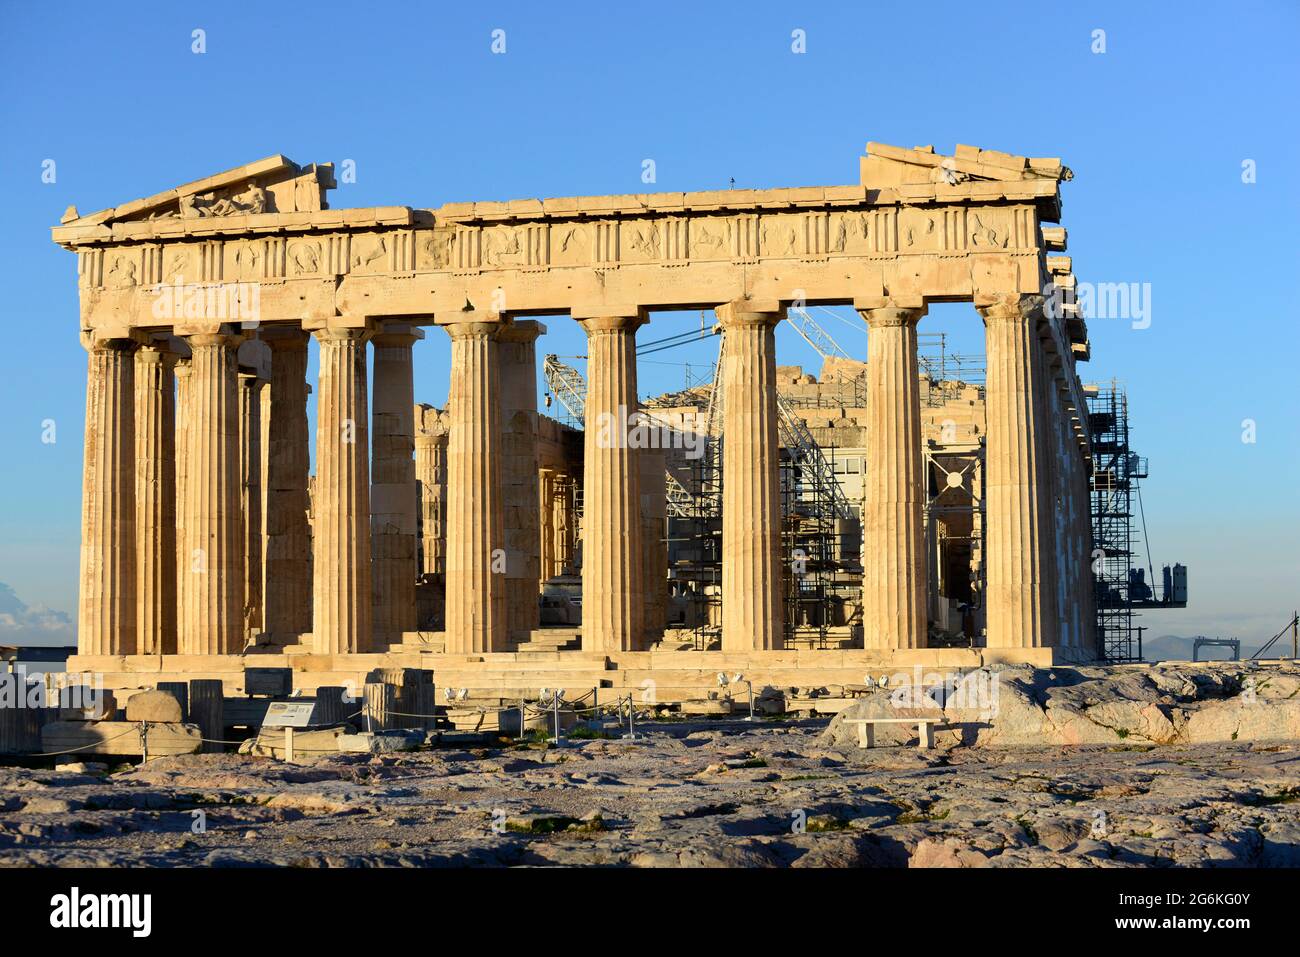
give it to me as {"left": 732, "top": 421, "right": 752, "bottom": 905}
{"left": 577, "top": 311, "right": 645, "bottom": 653}
{"left": 311, "top": 323, "right": 374, "bottom": 655}
{"left": 554, "top": 474, "right": 575, "bottom": 575}
{"left": 174, "top": 356, "right": 192, "bottom": 638}
{"left": 415, "top": 405, "right": 449, "bottom": 578}
{"left": 979, "top": 294, "right": 1058, "bottom": 648}
{"left": 263, "top": 330, "right": 312, "bottom": 638}
{"left": 1035, "top": 337, "right": 1067, "bottom": 647}
{"left": 78, "top": 333, "right": 140, "bottom": 656}
{"left": 371, "top": 324, "right": 422, "bottom": 639}
{"left": 177, "top": 329, "right": 245, "bottom": 655}
{"left": 442, "top": 319, "right": 507, "bottom": 654}
{"left": 238, "top": 370, "right": 265, "bottom": 637}
{"left": 858, "top": 300, "right": 928, "bottom": 650}
{"left": 134, "top": 342, "right": 176, "bottom": 655}
{"left": 640, "top": 447, "right": 668, "bottom": 640}
{"left": 539, "top": 468, "right": 556, "bottom": 583}
{"left": 499, "top": 321, "right": 544, "bottom": 642}
{"left": 1076, "top": 454, "right": 1097, "bottom": 654}
{"left": 717, "top": 300, "right": 783, "bottom": 652}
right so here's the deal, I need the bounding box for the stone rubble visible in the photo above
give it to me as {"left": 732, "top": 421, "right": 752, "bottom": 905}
{"left": 1, "top": 710, "right": 1296, "bottom": 867}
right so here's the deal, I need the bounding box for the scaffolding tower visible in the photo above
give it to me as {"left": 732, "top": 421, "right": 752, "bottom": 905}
{"left": 1088, "top": 381, "right": 1148, "bottom": 663}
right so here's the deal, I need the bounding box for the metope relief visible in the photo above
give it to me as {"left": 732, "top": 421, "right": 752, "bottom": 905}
{"left": 689, "top": 218, "right": 730, "bottom": 260}
{"left": 287, "top": 240, "right": 323, "bottom": 276}
{"left": 416, "top": 229, "right": 453, "bottom": 271}
{"left": 550, "top": 224, "right": 589, "bottom": 267}
{"left": 623, "top": 222, "right": 662, "bottom": 263}
{"left": 350, "top": 234, "right": 389, "bottom": 274}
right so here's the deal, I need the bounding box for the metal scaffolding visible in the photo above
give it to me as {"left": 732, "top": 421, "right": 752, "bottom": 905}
{"left": 1088, "top": 381, "right": 1147, "bottom": 663}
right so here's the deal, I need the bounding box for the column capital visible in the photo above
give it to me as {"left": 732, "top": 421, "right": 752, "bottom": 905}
{"left": 716, "top": 298, "right": 784, "bottom": 329}
{"left": 571, "top": 304, "right": 646, "bottom": 323}
{"left": 976, "top": 293, "right": 1045, "bottom": 324}
{"left": 80, "top": 328, "right": 149, "bottom": 353}
{"left": 309, "top": 319, "right": 378, "bottom": 343}
{"left": 578, "top": 315, "right": 644, "bottom": 336}
{"left": 136, "top": 339, "right": 178, "bottom": 366}
{"left": 497, "top": 319, "right": 547, "bottom": 343}
{"left": 261, "top": 326, "right": 311, "bottom": 351}
{"left": 174, "top": 321, "right": 248, "bottom": 342}
{"left": 441, "top": 319, "right": 504, "bottom": 341}
{"left": 372, "top": 321, "right": 427, "bottom": 349}
{"left": 575, "top": 312, "right": 646, "bottom": 335}
{"left": 854, "top": 297, "right": 928, "bottom": 324}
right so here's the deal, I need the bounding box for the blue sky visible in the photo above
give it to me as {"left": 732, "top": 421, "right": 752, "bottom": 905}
{"left": 0, "top": 1, "right": 1296, "bottom": 644}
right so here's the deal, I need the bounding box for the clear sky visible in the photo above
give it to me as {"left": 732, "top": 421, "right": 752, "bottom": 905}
{"left": 0, "top": 1, "right": 1295, "bottom": 646}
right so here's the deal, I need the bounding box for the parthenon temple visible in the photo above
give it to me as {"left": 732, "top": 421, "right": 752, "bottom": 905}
{"left": 54, "top": 141, "right": 1098, "bottom": 702}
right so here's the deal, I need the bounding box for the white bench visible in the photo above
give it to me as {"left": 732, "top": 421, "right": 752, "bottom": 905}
{"left": 843, "top": 716, "right": 943, "bottom": 751}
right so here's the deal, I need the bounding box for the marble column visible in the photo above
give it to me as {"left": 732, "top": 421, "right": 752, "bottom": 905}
{"left": 554, "top": 474, "right": 574, "bottom": 576}
{"left": 1035, "top": 336, "right": 1067, "bottom": 648}
{"left": 371, "top": 324, "right": 422, "bottom": 640}
{"left": 639, "top": 447, "right": 668, "bottom": 640}
{"left": 173, "top": 356, "right": 192, "bottom": 638}
{"left": 177, "top": 329, "right": 245, "bottom": 656}
{"left": 1076, "top": 452, "right": 1097, "bottom": 654}
{"left": 539, "top": 468, "right": 556, "bottom": 583}
{"left": 415, "top": 405, "right": 449, "bottom": 578}
{"left": 257, "top": 377, "right": 271, "bottom": 627}
{"left": 979, "top": 294, "right": 1058, "bottom": 648}
{"left": 238, "top": 370, "right": 265, "bottom": 638}
{"left": 263, "top": 330, "right": 312, "bottom": 638}
{"left": 1035, "top": 336, "right": 1065, "bottom": 650}
{"left": 717, "top": 300, "right": 784, "bottom": 652}
{"left": 78, "top": 333, "right": 140, "bottom": 656}
{"left": 442, "top": 320, "right": 507, "bottom": 654}
{"left": 498, "top": 321, "right": 544, "bottom": 642}
{"left": 134, "top": 342, "right": 177, "bottom": 655}
{"left": 311, "top": 323, "right": 374, "bottom": 655}
{"left": 577, "top": 311, "right": 645, "bottom": 653}
{"left": 858, "top": 300, "right": 928, "bottom": 650}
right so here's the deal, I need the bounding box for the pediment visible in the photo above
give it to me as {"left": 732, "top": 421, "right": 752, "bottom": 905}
{"left": 60, "top": 155, "right": 336, "bottom": 227}
{"left": 861, "top": 142, "right": 1071, "bottom": 189}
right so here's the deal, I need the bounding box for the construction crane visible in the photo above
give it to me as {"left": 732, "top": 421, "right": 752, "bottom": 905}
{"left": 543, "top": 353, "right": 696, "bottom": 519}
{"left": 543, "top": 312, "right": 854, "bottom": 523}
{"left": 774, "top": 390, "right": 855, "bottom": 521}
{"left": 541, "top": 354, "right": 587, "bottom": 428}
{"left": 786, "top": 305, "right": 852, "bottom": 361}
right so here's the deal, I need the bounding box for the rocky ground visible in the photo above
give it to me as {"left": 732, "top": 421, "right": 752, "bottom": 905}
{"left": 1, "top": 715, "right": 1297, "bottom": 868}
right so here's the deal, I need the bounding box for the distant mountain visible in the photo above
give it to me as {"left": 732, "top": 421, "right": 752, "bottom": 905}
{"left": 0, "top": 582, "right": 74, "bottom": 647}
{"left": 1142, "top": 633, "right": 1278, "bottom": 662}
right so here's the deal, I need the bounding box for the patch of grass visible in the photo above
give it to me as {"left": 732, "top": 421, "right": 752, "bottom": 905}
{"left": 897, "top": 806, "right": 950, "bottom": 825}
{"left": 1016, "top": 817, "right": 1039, "bottom": 846}
{"left": 736, "top": 758, "right": 768, "bottom": 769}
{"left": 1247, "top": 788, "right": 1300, "bottom": 807}
{"left": 567, "top": 725, "right": 616, "bottom": 740}
{"left": 806, "top": 815, "right": 849, "bottom": 832}
{"left": 783, "top": 774, "right": 832, "bottom": 782}
{"left": 1114, "top": 728, "right": 1130, "bottom": 739}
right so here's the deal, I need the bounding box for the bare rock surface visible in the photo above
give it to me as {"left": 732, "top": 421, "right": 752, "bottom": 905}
{"left": 1, "top": 711, "right": 1297, "bottom": 867}
{"left": 822, "top": 661, "right": 1300, "bottom": 750}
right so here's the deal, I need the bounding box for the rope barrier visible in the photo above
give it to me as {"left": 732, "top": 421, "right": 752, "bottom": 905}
{"left": 27, "top": 727, "right": 140, "bottom": 757}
